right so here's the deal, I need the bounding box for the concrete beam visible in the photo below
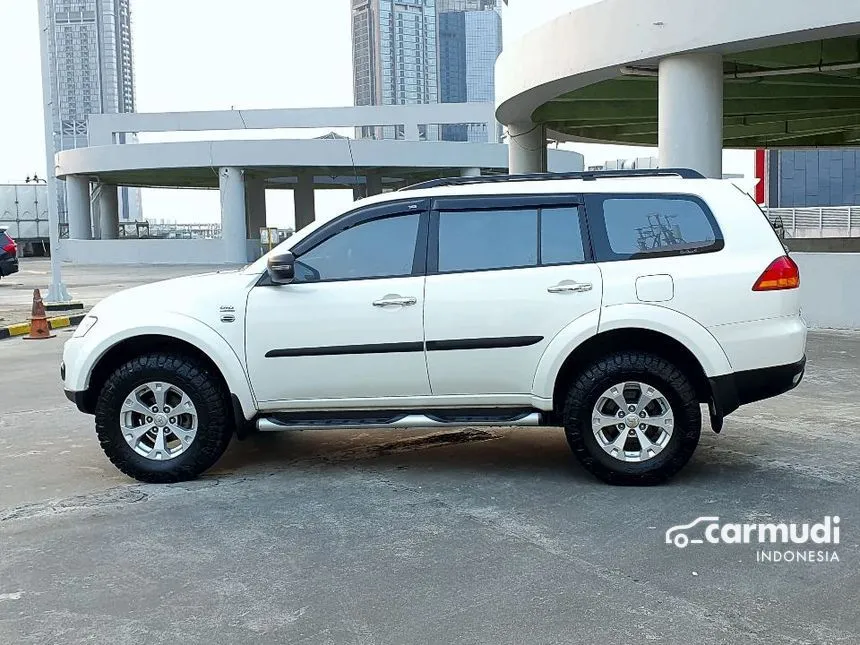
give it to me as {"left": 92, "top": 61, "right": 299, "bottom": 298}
{"left": 87, "top": 103, "right": 499, "bottom": 146}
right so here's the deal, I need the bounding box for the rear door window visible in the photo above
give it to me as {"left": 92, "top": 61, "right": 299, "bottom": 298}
{"left": 540, "top": 206, "right": 586, "bottom": 265}
{"left": 437, "top": 209, "right": 538, "bottom": 273}
{"left": 433, "top": 202, "right": 589, "bottom": 274}
{"left": 585, "top": 194, "right": 723, "bottom": 261}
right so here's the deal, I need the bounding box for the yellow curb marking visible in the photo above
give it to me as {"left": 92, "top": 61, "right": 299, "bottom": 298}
{"left": 8, "top": 323, "right": 30, "bottom": 336}
{"left": 4, "top": 316, "right": 74, "bottom": 338}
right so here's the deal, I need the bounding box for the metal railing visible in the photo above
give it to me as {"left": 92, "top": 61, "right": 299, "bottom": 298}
{"left": 764, "top": 206, "right": 860, "bottom": 238}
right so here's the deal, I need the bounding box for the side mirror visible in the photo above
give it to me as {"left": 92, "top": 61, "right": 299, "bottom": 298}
{"left": 267, "top": 252, "right": 295, "bottom": 285}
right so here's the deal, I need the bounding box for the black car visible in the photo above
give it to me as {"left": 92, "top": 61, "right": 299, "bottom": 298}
{"left": 0, "top": 228, "right": 19, "bottom": 278}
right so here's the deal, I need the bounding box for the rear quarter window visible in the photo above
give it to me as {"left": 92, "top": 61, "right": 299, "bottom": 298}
{"left": 585, "top": 194, "right": 723, "bottom": 261}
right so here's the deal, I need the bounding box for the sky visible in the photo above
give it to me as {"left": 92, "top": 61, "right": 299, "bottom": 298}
{"left": 0, "top": 0, "right": 752, "bottom": 227}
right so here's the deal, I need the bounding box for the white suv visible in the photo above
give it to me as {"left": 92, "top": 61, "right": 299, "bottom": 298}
{"left": 61, "top": 169, "right": 807, "bottom": 485}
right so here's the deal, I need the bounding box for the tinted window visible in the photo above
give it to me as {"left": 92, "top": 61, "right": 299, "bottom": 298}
{"left": 541, "top": 206, "right": 585, "bottom": 265}
{"left": 597, "top": 196, "right": 720, "bottom": 259}
{"left": 438, "top": 209, "right": 538, "bottom": 272}
{"left": 294, "top": 214, "right": 420, "bottom": 282}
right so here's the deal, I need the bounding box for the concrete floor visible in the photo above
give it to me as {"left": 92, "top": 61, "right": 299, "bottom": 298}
{"left": 0, "top": 259, "right": 231, "bottom": 325}
{"left": 0, "top": 330, "right": 858, "bottom": 644}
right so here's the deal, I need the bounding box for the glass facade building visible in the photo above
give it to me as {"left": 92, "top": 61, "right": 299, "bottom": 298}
{"left": 352, "top": 0, "right": 439, "bottom": 140}
{"left": 42, "top": 0, "right": 140, "bottom": 222}
{"left": 767, "top": 149, "right": 860, "bottom": 207}
{"left": 437, "top": 0, "right": 503, "bottom": 141}
{"left": 351, "top": 0, "right": 501, "bottom": 142}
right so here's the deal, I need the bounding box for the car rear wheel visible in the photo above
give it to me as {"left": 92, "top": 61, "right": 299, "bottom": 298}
{"left": 563, "top": 351, "right": 701, "bottom": 485}
{"left": 94, "top": 352, "right": 233, "bottom": 483}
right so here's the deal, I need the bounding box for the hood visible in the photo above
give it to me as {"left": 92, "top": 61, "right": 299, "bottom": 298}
{"left": 90, "top": 270, "right": 259, "bottom": 318}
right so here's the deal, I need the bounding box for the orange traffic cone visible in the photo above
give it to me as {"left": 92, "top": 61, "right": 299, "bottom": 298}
{"left": 25, "top": 289, "right": 55, "bottom": 340}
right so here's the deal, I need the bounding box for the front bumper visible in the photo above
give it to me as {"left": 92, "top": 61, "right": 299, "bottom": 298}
{"left": 709, "top": 356, "right": 806, "bottom": 420}
{"left": 61, "top": 340, "right": 96, "bottom": 414}
{"left": 0, "top": 256, "right": 18, "bottom": 277}
{"left": 64, "top": 387, "right": 92, "bottom": 413}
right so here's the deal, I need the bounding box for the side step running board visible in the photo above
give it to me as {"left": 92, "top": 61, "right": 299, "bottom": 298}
{"left": 257, "top": 411, "right": 542, "bottom": 432}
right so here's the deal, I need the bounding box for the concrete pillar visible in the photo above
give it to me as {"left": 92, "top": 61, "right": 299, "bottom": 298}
{"left": 658, "top": 52, "right": 724, "bottom": 178}
{"left": 294, "top": 172, "right": 316, "bottom": 231}
{"left": 507, "top": 122, "right": 547, "bottom": 174}
{"left": 219, "top": 167, "right": 248, "bottom": 263}
{"left": 366, "top": 172, "right": 383, "bottom": 196}
{"left": 460, "top": 167, "right": 481, "bottom": 177}
{"left": 97, "top": 184, "right": 119, "bottom": 240}
{"left": 66, "top": 176, "right": 92, "bottom": 240}
{"left": 244, "top": 174, "right": 267, "bottom": 241}
{"left": 405, "top": 122, "right": 420, "bottom": 141}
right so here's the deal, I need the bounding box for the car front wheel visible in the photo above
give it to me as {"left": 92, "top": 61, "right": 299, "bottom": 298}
{"left": 563, "top": 351, "right": 701, "bottom": 485}
{"left": 94, "top": 352, "right": 233, "bottom": 483}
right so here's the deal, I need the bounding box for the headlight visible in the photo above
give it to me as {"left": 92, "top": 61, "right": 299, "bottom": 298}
{"left": 73, "top": 315, "right": 98, "bottom": 338}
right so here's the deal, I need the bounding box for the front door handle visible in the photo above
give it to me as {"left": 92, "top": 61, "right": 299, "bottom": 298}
{"left": 373, "top": 295, "right": 417, "bottom": 307}
{"left": 547, "top": 280, "right": 593, "bottom": 294}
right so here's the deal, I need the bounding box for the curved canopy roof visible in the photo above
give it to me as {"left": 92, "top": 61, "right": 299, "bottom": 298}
{"left": 496, "top": 0, "right": 860, "bottom": 147}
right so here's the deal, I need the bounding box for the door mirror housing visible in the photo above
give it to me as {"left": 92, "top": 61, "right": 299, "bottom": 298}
{"left": 267, "top": 252, "right": 295, "bottom": 285}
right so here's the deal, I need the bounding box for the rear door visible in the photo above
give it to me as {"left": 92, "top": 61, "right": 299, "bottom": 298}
{"left": 423, "top": 194, "right": 603, "bottom": 396}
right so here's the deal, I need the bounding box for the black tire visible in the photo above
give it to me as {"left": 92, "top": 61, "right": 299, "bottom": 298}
{"left": 563, "top": 351, "right": 701, "bottom": 486}
{"left": 95, "top": 352, "right": 233, "bottom": 483}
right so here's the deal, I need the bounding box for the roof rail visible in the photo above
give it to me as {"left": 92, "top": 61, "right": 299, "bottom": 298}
{"left": 399, "top": 168, "right": 706, "bottom": 192}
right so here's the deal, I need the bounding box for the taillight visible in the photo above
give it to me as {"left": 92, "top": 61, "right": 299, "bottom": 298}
{"left": 753, "top": 255, "right": 799, "bottom": 291}
{"left": 1, "top": 235, "right": 15, "bottom": 255}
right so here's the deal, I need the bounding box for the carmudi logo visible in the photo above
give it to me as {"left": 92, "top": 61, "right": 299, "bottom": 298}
{"left": 665, "top": 516, "right": 841, "bottom": 563}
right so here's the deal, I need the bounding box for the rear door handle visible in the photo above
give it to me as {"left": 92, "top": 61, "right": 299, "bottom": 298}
{"left": 373, "top": 295, "right": 417, "bottom": 307}
{"left": 547, "top": 281, "right": 593, "bottom": 294}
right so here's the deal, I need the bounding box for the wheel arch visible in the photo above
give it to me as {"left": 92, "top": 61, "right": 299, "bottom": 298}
{"left": 77, "top": 320, "right": 256, "bottom": 427}
{"left": 549, "top": 328, "right": 716, "bottom": 417}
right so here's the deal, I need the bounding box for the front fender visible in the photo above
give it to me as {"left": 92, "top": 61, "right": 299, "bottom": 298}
{"left": 64, "top": 312, "right": 256, "bottom": 420}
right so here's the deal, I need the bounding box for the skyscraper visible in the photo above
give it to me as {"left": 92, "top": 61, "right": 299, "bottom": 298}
{"left": 438, "top": 0, "right": 502, "bottom": 142}
{"left": 351, "top": 0, "right": 502, "bottom": 142}
{"left": 352, "top": 0, "right": 440, "bottom": 140}
{"left": 40, "top": 0, "right": 140, "bottom": 223}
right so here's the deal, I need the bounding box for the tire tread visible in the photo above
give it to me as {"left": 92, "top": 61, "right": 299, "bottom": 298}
{"left": 94, "top": 352, "right": 233, "bottom": 483}
{"left": 563, "top": 351, "right": 701, "bottom": 485}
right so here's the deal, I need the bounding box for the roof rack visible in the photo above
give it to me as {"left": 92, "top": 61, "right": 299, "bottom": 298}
{"left": 399, "top": 168, "right": 705, "bottom": 192}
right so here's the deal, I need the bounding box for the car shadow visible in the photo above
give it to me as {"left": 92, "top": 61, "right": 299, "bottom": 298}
{"left": 208, "top": 426, "right": 744, "bottom": 486}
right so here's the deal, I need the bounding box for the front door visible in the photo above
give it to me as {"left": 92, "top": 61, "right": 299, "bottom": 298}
{"left": 423, "top": 197, "right": 602, "bottom": 396}
{"left": 246, "top": 204, "right": 431, "bottom": 405}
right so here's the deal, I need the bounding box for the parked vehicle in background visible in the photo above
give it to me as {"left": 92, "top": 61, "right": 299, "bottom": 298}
{"left": 0, "top": 228, "right": 19, "bottom": 279}
{"left": 61, "top": 169, "right": 806, "bottom": 486}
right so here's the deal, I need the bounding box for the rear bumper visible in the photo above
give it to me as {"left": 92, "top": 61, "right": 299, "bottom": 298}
{"left": 709, "top": 356, "right": 806, "bottom": 419}
{"left": 0, "top": 256, "right": 18, "bottom": 276}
